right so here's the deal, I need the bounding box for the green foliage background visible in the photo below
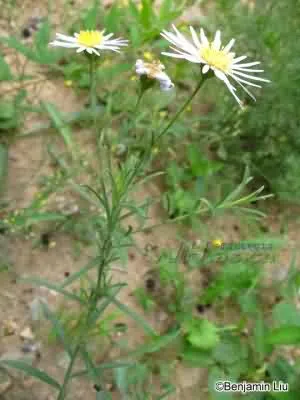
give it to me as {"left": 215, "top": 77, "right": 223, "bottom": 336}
{"left": 201, "top": 0, "right": 300, "bottom": 201}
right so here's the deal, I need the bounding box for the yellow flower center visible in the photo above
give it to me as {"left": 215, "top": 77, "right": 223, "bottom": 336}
{"left": 200, "top": 45, "right": 233, "bottom": 73}
{"left": 212, "top": 239, "right": 223, "bottom": 248}
{"left": 145, "top": 60, "right": 164, "bottom": 79}
{"left": 77, "top": 30, "right": 103, "bottom": 47}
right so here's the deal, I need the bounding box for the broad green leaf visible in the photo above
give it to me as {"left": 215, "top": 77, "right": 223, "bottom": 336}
{"left": 272, "top": 302, "right": 300, "bottom": 327}
{"left": 182, "top": 343, "right": 214, "bottom": 367}
{"left": 267, "top": 326, "right": 300, "bottom": 345}
{"left": 208, "top": 366, "right": 235, "bottom": 400}
{"left": 184, "top": 318, "right": 220, "bottom": 350}
{"left": 213, "top": 336, "right": 248, "bottom": 365}
{"left": 0, "top": 360, "right": 61, "bottom": 390}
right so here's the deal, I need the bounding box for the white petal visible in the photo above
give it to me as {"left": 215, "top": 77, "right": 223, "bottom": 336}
{"left": 160, "top": 80, "right": 174, "bottom": 91}
{"left": 91, "top": 48, "right": 100, "bottom": 56}
{"left": 231, "top": 67, "right": 264, "bottom": 73}
{"left": 223, "top": 38, "right": 235, "bottom": 53}
{"left": 55, "top": 33, "right": 77, "bottom": 42}
{"left": 202, "top": 64, "right": 210, "bottom": 74}
{"left": 76, "top": 47, "right": 86, "bottom": 53}
{"left": 232, "top": 55, "right": 248, "bottom": 64}
{"left": 162, "top": 51, "right": 201, "bottom": 63}
{"left": 99, "top": 46, "right": 121, "bottom": 53}
{"left": 86, "top": 48, "right": 93, "bottom": 54}
{"left": 214, "top": 69, "right": 242, "bottom": 106}
{"left": 234, "top": 79, "right": 256, "bottom": 101}
{"left": 104, "top": 39, "right": 128, "bottom": 46}
{"left": 232, "top": 61, "right": 260, "bottom": 68}
{"left": 230, "top": 74, "right": 262, "bottom": 88}
{"left": 200, "top": 28, "right": 209, "bottom": 46}
{"left": 168, "top": 25, "right": 200, "bottom": 56}
{"left": 232, "top": 70, "right": 270, "bottom": 82}
{"left": 103, "top": 33, "right": 114, "bottom": 40}
{"left": 212, "top": 30, "right": 221, "bottom": 50}
{"left": 50, "top": 41, "right": 79, "bottom": 48}
{"left": 169, "top": 45, "right": 202, "bottom": 61}
{"left": 190, "top": 26, "right": 201, "bottom": 48}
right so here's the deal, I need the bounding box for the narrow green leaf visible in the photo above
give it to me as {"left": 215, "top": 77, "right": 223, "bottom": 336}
{"left": 19, "top": 277, "right": 84, "bottom": 304}
{"left": 109, "top": 297, "right": 157, "bottom": 336}
{"left": 61, "top": 256, "right": 101, "bottom": 288}
{"left": 41, "top": 302, "right": 72, "bottom": 355}
{"left": 83, "top": 0, "right": 100, "bottom": 30}
{"left": 127, "top": 328, "right": 181, "bottom": 358}
{"left": 71, "top": 362, "right": 134, "bottom": 378}
{"left": 0, "top": 54, "right": 13, "bottom": 80}
{"left": 0, "top": 143, "right": 8, "bottom": 192}
{"left": 42, "top": 102, "right": 75, "bottom": 156}
{"left": 0, "top": 360, "right": 61, "bottom": 390}
{"left": 0, "top": 36, "right": 36, "bottom": 61}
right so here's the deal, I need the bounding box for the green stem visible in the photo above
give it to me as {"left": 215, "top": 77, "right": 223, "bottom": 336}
{"left": 56, "top": 75, "right": 208, "bottom": 400}
{"left": 56, "top": 236, "right": 113, "bottom": 400}
{"left": 89, "top": 56, "right": 97, "bottom": 127}
{"left": 156, "top": 76, "right": 206, "bottom": 142}
{"left": 126, "top": 88, "right": 144, "bottom": 137}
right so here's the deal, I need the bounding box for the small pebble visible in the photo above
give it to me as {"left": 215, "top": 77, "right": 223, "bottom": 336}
{"left": 21, "top": 342, "right": 41, "bottom": 354}
{"left": 20, "top": 327, "right": 35, "bottom": 341}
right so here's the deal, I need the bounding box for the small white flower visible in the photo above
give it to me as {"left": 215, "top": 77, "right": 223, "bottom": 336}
{"left": 50, "top": 30, "right": 128, "bottom": 56}
{"left": 161, "top": 25, "right": 270, "bottom": 106}
{"left": 135, "top": 59, "right": 174, "bottom": 91}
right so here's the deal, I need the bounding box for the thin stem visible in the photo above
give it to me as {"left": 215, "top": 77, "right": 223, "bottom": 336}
{"left": 125, "top": 88, "right": 144, "bottom": 137}
{"left": 89, "top": 56, "right": 97, "bottom": 127}
{"left": 57, "top": 345, "right": 81, "bottom": 400}
{"left": 56, "top": 76, "right": 208, "bottom": 400}
{"left": 156, "top": 76, "right": 206, "bottom": 142}
{"left": 56, "top": 236, "right": 113, "bottom": 400}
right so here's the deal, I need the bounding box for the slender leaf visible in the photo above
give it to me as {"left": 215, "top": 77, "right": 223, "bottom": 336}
{"left": 108, "top": 297, "right": 157, "bottom": 336}
{"left": 20, "top": 277, "right": 84, "bottom": 304}
{"left": 0, "top": 360, "right": 61, "bottom": 390}
{"left": 42, "top": 102, "right": 75, "bottom": 156}
{"left": 41, "top": 302, "right": 72, "bottom": 355}
{"left": 0, "top": 143, "right": 8, "bottom": 192}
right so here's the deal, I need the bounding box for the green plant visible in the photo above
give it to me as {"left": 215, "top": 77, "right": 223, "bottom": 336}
{"left": 200, "top": 0, "right": 300, "bottom": 201}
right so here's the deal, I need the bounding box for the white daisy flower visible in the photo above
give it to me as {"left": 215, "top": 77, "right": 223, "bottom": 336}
{"left": 135, "top": 59, "right": 174, "bottom": 91}
{"left": 161, "top": 25, "right": 270, "bottom": 106}
{"left": 49, "top": 30, "right": 128, "bottom": 56}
